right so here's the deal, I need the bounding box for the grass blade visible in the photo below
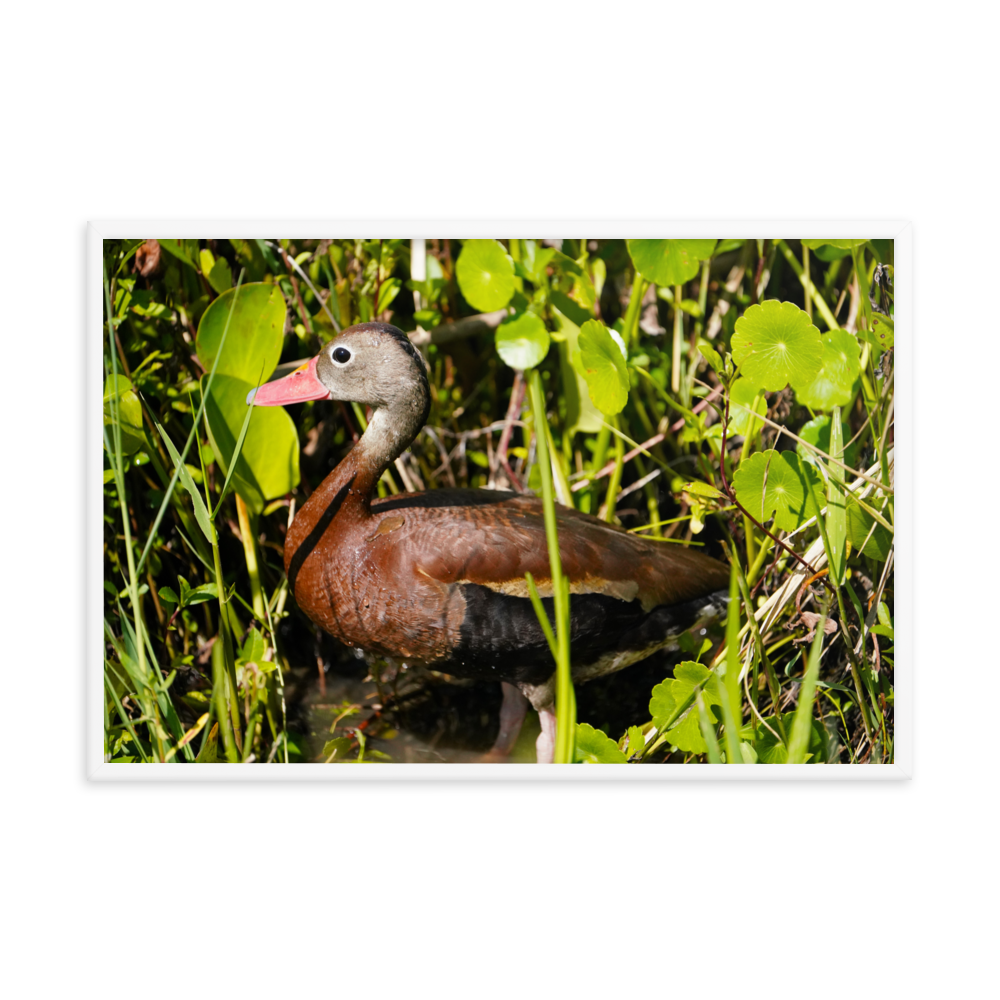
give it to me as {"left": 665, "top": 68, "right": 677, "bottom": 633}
{"left": 787, "top": 599, "right": 830, "bottom": 764}
{"left": 134, "top": 270, "right": 244, "bottom": 576}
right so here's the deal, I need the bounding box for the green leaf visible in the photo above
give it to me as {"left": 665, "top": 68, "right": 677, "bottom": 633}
{"left": 208, "top": 257, "right": 233, "bottom": 294}
{"left": 185, "top": 583, "right": 219, "bottom": 606}
{"left": 240, "top": 627, "right": 266, "bottom": 664}
{"left": 322, "top": 737, "right": 353, "bottom": 761}
{"left": 682, "top": 479, "right": 726, "bottom": 500}
{"left": 129, "top": 290, "right": 172, "bottom": 320}
{"left": 196, "top": 283, "right": 286, "bottom": 384}
{"left": 732, "top": 450, "right": 824, "bottom": 531}
{"left": 157, "top": 586, "right": 179, "bottom": 606}
{"left": 862, "top": 312, "right": 894, "bottom": 350}
{"left": 495, "top": 311, "right": 550, "bottom": 370}
{"left": 812, "top": 244, "right": 852, "bottom": 262}
{"left": 751, "top": 713, "right": 825, "bottom": 763}
{"left": 728, "top": 378, "right": 766, "bottom": 438}
{"left": 149, "top": 414, "right": 215, "bottom": 543}
{"left": 794, "top": 329, "right": 862, "bottom": 410}
{"left": 846, "top": 498, "right": 893, "bottom": 561}
{"left": 103, "top": 375, "right": 147, "bottom": 456}
{"left": 191, "top": 719, "right": 219, "bottom": 762}
{"left": 797, "top": 415, "right": 858, "bottom": 470}
{"left": 578, "top": 319, "right": 629, "bottom": 415}
{"left": 574, "top": 723, "right": 628, "bottom": 763}
{"left": 202, "top": 374, "right": 300, "bottom": 514}
{"left": 455, "top": 239, "right": 515, "bottom": 312}
{"left": 801, "top": 239, "right": 867, "bottom": 250}
{"left": 697, "top": 338, "right": 723, "bottom": 374}
{"left": 649, "top": 661, "right": 724, "bottom": 755}
{"left": 376, "top": 277, "right": 402, "bottom": 315}
{"left": 158, "top": 239, "right": 198, "bottom": 268}
{"left": 623, "top": 725, "right": 646, "bottom": 759}
{"left": 732, "top": 300, "right": 823, "bottom": 392}
{"left": 549, "top": 290, "right": 592, "bottom": 328}
{"left": 626, "top": 240, "right": 717, "bottom": 286}
{"left": 825, "top": 409, "right": 847, "bottom": 586}
{"left": 551, "top": 302, "right": 604, "bottom": 435}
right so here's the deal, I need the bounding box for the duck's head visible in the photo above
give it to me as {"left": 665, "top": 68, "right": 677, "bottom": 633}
{"left": 249, "top": 322, "right": 430, "bottom": 433}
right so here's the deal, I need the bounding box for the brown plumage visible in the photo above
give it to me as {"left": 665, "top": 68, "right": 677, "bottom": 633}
{"left": 251, "top": 322, "right": 730, "bottom": 761}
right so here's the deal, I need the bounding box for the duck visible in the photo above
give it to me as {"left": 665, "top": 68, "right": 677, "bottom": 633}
{"left": 249, "top": 321, "right": 730, "bottom": 763}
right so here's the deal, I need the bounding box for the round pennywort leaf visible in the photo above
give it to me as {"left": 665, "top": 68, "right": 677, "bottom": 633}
{"left": 795, "top": 328, "right": 862, "bottom": 410}
{"left": 495, "top": 311, "right": 550, "bottom": 370}
{"left": 731, "top": 300, "right": 823, "bottom": 392}
{"left": 627, "top": 239, "right": 717, "bottom": 286}
{"left": 732, "top": 450, "right": 824, "bottom": 532}
{"left": 455, "top": 239, "right": 515, "bottom": 312}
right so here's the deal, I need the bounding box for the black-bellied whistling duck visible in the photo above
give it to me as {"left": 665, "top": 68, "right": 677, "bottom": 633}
{"left": 250, "top": 322, "right": 730, "bottom": 762}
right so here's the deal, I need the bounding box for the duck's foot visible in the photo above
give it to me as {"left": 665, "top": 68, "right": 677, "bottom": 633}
{"left": 480, "top": 682, "right": 529, "bottom": 762}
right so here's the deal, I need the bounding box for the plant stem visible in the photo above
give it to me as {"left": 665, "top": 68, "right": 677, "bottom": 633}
{"left": 210, "top": 525, "right": 242, "bottom": 761}
{"left": 672, "top": 284, "right": 683, "bottom": 394}
{"left": 774, "top": 240, "right": 838, "bottom": 330}
{"left": 624, "top": 274, "right": 647, "bottom": 351}
{"left": 236, "top": 494, "right": 265, "bottom": 619}
{"left": 527, "top": 368, "right": 575, "bottom": 763}
{"left": 603, "top": 418, "right": 625, "bottom": 523}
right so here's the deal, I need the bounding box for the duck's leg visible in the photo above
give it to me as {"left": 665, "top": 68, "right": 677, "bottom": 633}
{"left": 481, "top": 682, "right": 529, "bottom": 761}
{"left": 519, "top": 679, "right": 558, "bottom": 765}
{"left": 535, "top": 706, "right": 557, "bottom": 764}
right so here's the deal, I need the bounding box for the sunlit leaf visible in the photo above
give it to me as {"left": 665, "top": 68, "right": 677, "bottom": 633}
{"left": 697, "top": 338, "right": 723, "bottom": 374}
{"left": 495, "top": 311, "right": 550, "bottom": 370}
{"left": 731, "top": 300, "right": 823, "bottom": 392}
{"left": 732, "top": 450, "right": 824, "bottom": 531}
{"left": 578, "top": 319, "right": 629, "bottom": 415}
{"left": 196, "top": 283, "right": 286, "bottom": 383}
{"left": 861, "top": 312, "right": 894, "bottom": 350}
{"left": 627, "top": 239, "right": 717, "bottom": 286}
{"left": 208, "top": 257, "right": 233, "bottom": 294}
{"left": 551, "top": 300, "right": 603, "bottom": 435}
{"left": 103, "top": 375, "right": 147, "bottom": 456}
{"left": 649, "top": 661, "right": 723, "bottom": 755}
{"left": 455, "top": 239, "right": 515, "bottom": 312}
{"left": 574, "top": 723, "right": 628, "bottom": 763}
{"left": 202, "top": 374, "right": 300, "bottom": 514}
{"left": 795, "top": 328, "right": 862, "bottom": 410}
{"left": 682, "top": 480, "right": 726, "bottom": 500}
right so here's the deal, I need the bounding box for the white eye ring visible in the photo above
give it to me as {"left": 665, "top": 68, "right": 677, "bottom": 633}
{"left": 331, "top": 346, "right": 352, "bottom": 365}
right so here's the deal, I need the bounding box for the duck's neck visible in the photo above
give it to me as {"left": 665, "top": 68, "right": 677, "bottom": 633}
{"left": 344, "top": 404, "right": 416, "bottom": 503}
{"left": 284, "top": 401, "right": 421, "bottom": 588}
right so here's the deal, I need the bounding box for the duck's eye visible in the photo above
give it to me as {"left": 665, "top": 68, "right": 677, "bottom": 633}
{"left": 332, "top": 347, "right": 352, "bottom": 364}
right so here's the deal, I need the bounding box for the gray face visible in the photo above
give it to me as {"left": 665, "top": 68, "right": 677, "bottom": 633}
{"left": 315, "top": 326, "right": 425, "bottom": 410}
